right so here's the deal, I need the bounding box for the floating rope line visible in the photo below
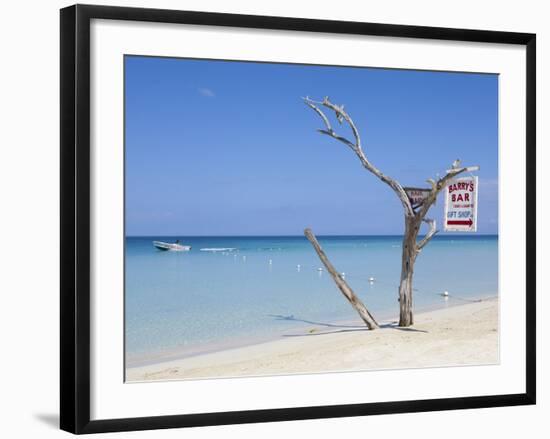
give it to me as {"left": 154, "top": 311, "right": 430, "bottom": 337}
{"left": 346, "top": 273, "right": 419, "bottom": 291}
{"left": 333, "top": 273, "right": 486, "bottom": 303}
{"left": 296, "top": 265, "right": 487, "bottom": 303}
{"left": 438, "top": 294, "right": 483, "bottom": 303}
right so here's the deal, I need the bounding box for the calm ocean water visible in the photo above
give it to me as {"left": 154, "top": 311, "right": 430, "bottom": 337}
{"left": 125, "top": 235, "right": 498, "bottom": 365}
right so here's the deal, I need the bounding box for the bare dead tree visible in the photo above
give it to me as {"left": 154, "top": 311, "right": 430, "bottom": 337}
{"left": 305, "top": 228, "right": 379, "bottom": 329}
{"left": 304, "top": 96, "right": 477, "bottom": 327}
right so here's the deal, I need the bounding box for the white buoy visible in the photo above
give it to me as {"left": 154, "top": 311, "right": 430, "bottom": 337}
{"left": 341, "top": 272, "right": 346, "bottom": 278}
{"left": 368, "top": 276, "right": 375, "bottom": 283}
{"left": 443, "top": 290, "right": 449, "bottom": 297}
{"left": 317, "top": 267, "right": 323, "bottom": 271}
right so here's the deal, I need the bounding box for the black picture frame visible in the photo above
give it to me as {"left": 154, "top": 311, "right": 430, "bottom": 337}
{"left": 60, "top": 4, "right": 536, "bottom": 434}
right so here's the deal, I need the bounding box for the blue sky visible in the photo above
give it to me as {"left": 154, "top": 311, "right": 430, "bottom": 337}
{"left": 125, "top": 56, "right": 498, "bottom": 236}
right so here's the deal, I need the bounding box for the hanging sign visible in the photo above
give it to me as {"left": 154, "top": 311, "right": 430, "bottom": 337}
{"left": 404, "top": 187, "right": 431, "bottom": 210}
{"left": 444, "top": 176, "right": 478, "bottom": 232}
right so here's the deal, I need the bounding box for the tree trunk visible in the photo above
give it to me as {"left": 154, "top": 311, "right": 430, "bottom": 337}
{"left": 304, "top": 97, "right": 474, "bottom": 329}
{"left": 305, "top": 228, "right": 379, "bottom": 329}
{"left": 398, "top": 217, "right": 420, "bottom": 327}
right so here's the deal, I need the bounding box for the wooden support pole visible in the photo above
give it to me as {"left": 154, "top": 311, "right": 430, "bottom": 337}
{"left": 304, "top": 228, "right": 379, "bottom": 330}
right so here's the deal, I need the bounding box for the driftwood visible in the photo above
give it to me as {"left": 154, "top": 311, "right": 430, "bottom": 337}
{"left": 304, "top": 96, "right": 476, "bottom": 326}
{"left": 304, "top": 228, "right": 379, "bottom": 329}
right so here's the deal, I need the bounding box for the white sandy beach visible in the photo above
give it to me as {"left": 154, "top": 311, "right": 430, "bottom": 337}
{"left": 126, "top": 297, "right": 498, "bottom": 382}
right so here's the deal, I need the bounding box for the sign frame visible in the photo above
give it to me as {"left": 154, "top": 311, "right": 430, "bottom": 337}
{"left": 404, "top": 187, "right": 432, "bottom": 210}
{"left": 443, "top": 175, "right": 479, "bottom": 232}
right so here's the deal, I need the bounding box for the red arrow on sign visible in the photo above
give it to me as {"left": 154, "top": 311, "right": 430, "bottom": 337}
{"left": 447, "top": 219, "right": 473, "bottom": 226}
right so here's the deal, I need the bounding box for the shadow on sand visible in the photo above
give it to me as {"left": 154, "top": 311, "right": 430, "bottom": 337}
{"left": 268, "top": 313, "right": 428, "bottom": 337}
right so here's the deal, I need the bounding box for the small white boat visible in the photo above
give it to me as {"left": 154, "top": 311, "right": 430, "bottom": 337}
{"left": 153, "top": 241, "right": 191, "bottom": 252}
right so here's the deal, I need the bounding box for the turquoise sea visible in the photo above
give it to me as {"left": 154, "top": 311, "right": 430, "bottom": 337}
{"left": 125, "top": 235, "right": 498, "bottom": 366}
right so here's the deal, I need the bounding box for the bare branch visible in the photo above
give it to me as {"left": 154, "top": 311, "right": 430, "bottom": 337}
{"left": 305, "top": 228, "right": 379, "bottom": 329}
{"left": 319, "top": 97, "right": 363, "bottom": 151}
{"left": 416, "top": 218, "right": 438, "bottom": 252}
{"left": 317, "top": 129, "right": 356, "bottom": 150}
{"left": 304, "top": 97, "right": 358, "bottom": 152}
{"left": 437, "top": 166, "right": 470, "bottom": 190}
{"left": 304, "top": 97, "right": 333, "bottom": 134}
{"left": 426, "top": 178, "right": 437, "bottom": 192}
{"left": 304, "top": 97, "right": 414, "bottom": 217}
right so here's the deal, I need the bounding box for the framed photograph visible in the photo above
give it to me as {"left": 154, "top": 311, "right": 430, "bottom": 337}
{"left": 60, "top": 4, "right": 536, "bottom": 434}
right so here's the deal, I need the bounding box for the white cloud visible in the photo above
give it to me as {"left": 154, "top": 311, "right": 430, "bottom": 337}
{"left": 197, "top": 87, "right": 215, "bottom": 98}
